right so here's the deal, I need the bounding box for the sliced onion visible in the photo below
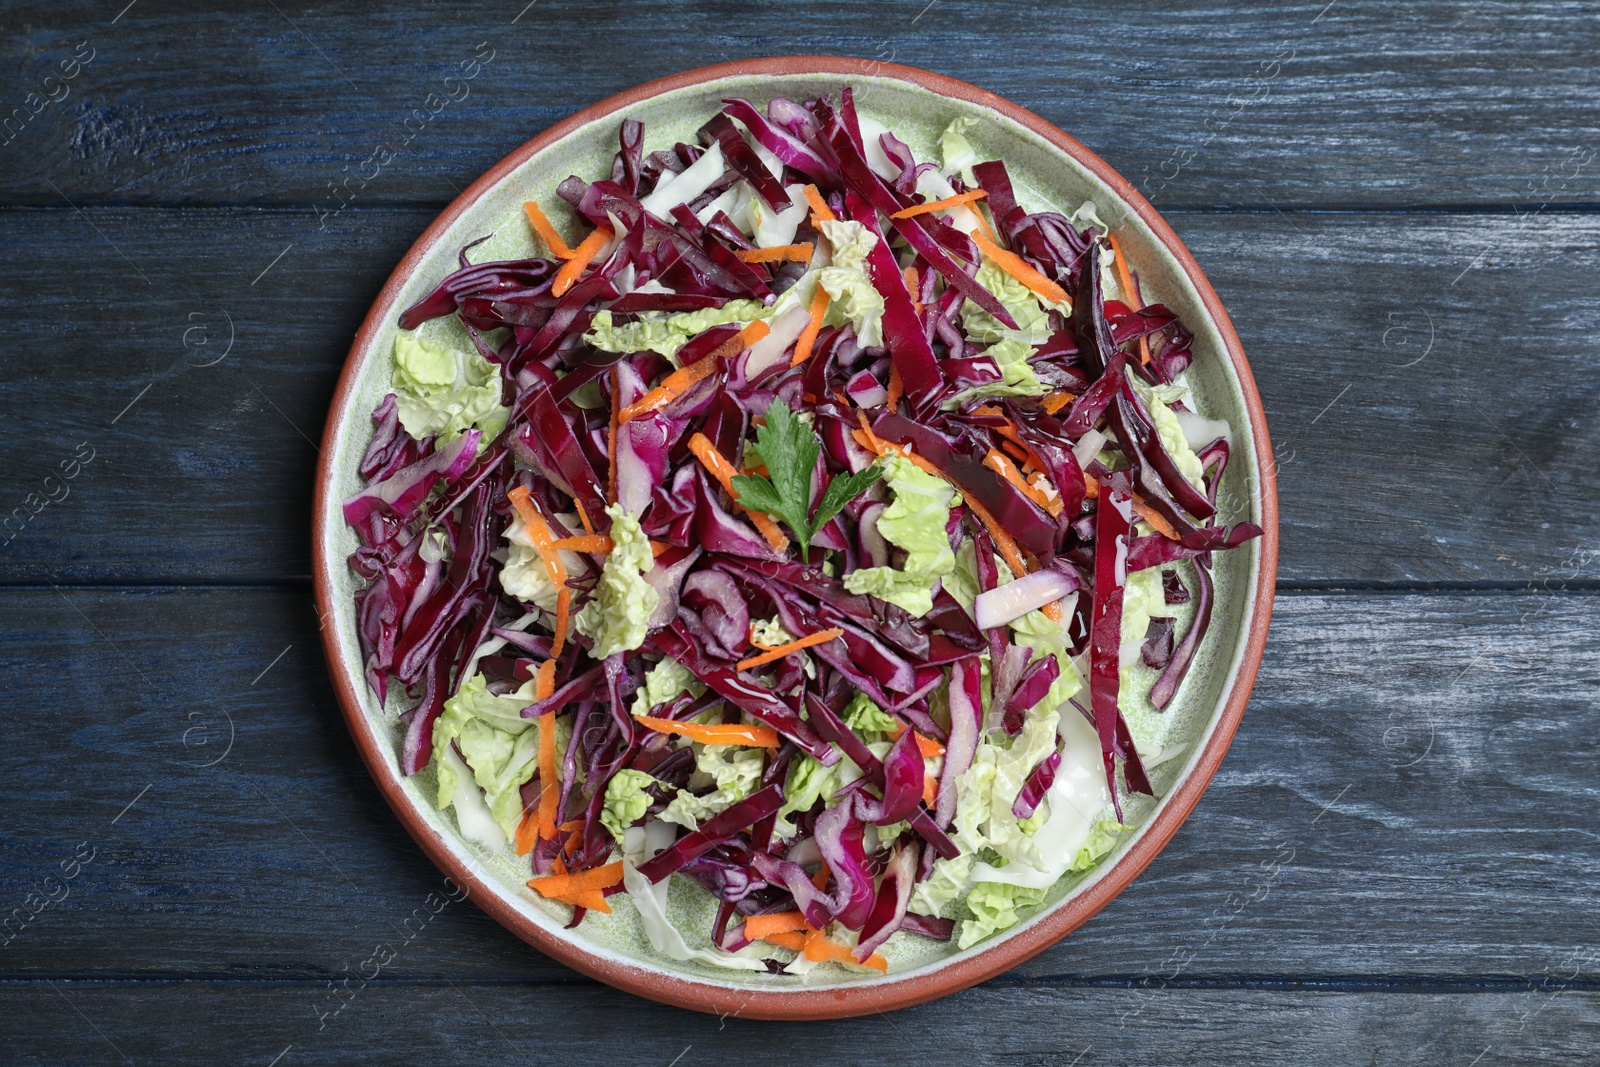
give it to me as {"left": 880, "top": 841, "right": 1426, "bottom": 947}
{"left": 974, "top": 570, "right": 1077, "bottom": 630}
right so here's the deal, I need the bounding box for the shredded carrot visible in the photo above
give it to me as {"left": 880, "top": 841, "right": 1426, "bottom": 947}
{"left": 970, "top": 228, "right": 1070, "bottom": 306}
{"left": 528, "top": 862, "right": 625, "bottom": 898}
{"left": 686, "top": 433, "right": 790, "bottom": 551}
{"left": 513, "top": 809, "right": 540, "bottom": 856}
{"left": 903, "top": 265, "right": 922, "bottom": 314}
{"left": 735, "top": 242, "right": 814, "bottom": 264}
{"left": 812, "top": 863, "right": 830, "bottom": 891}
{"left": 758, "top": 930, "right": 808, "bottom": 951}
{"left": 650, "top": 540, "right": 671, "bottom": 557}
{"left": 962, "top": 492, "right": 1029, "bottom": 578}
{"left": 620, "top": 321, "right": 770, "bottom": 423}
{"left": 550, "top": 225, "right": 612, "bottom": 297}
{"left": 1041, "top": 390, "right": 1076, "bottom": 415}
{"left": 743, "top": 911, "right": 810, "bottom": 939}
{"left": 548, "top": 534, "right": 613, "bottom": 553}
{"left": 914, "top": 733, "right": 946, "bottom": 760}
{"left": 886, "top": 364, "right": 904, "bottom": 414}
{"left": 1107, "top": 233, "right": 1151, "bottom": 366}
{"left": 574, "top": 498, "right": 596, "bottom": 536}
{"left": 735, "top": 628, "right": 844, "bottom": 670}
{"left": 922, "top": 773, "right": 938, "bottom": 808}
{"left": 563, "top": 827, "right": 583, "bottom": 857}
{"left": 557, "top": 819, "right": 584, "bottom": 834}
{"left": 802, "top": 929, "right": 888, "bottom": 972}
{"left": 973, "top": 204, "right": 1001, "bottom": 245}
{"left": 801, "top": 184, "right": 834, "bottom": 224}
{"left": 1083, "top": 473, "right": 1099, "bottom": 500}
{"left": 1133, "top": 497, "right": 1182, "bottom": 540}
{"left": 852, "top": 410, "right": 886, "bottom": 455}
{"left": 984, "top": 448, "right": 1063, "bottom": 518}
{"left": 508, "top": 487, "right": 570, "bottom": 658}
{"left": 791, "top": 286, "right": 831, "bottom": 368}
{"left": 523, "top": 200, "right": 575, "bottom": 259}
{"left": 1000, "top": 438, "right": 1033, "bottom": 466}
{"left": 538, "top": 887, "right": 609, "bottom": 913}
{"left": 851, "top": 428, "right": 942, "bottom": 479}
{"left": 890, "top": 188, "right": 988, "bottom": 219}
{"left": 634, "top": 715, "right": 781, "bottom": 749}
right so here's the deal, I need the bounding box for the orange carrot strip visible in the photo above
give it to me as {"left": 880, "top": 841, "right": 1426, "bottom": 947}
{"left": 735, "top": 242, "right": 815, "bottom": 264}
{"left": 984, "top": 448, "right": 1063, "bottom": 518}
{"left": 743, "top": 911, "right": 810, "bottom": 939}
{"left": 890, "top": 188, "right": 988, "bottom": 219}
{"left": 548, "top": 534, "right": 613, "bottom": 553}
{"left": 523, "top": 200, "right": 575, "bottom": 259}
{"left": 963, "top": 492, "right": 1029, "bottom": 579}
{"left": 634, "top": 715, "right": 781, "bottom": 750}
{"left": 1107, "top": 233, "right": 1151, "bottom": 365}
{"left": 758, "top": 930, "right": 808, "bottom": 951}
{"left": 852, "top": 410, "right": 886, "bottom": 455}
{"left": 574, "top": 497, "right": 596, "bottom": 537}
{"left": 802, "top": 929, "right": 888, "bottom": 972}
{"left": 922, "top": 772, "right": 938, "bottom": 808}
{"left": 550, "top": 225, "right": 611, "bottom": 297}
{"left": 802, "top": 184, "right": 835, "bottom": 223}
{"left": 886, "top": 364, "right": 904, "bottom": 414}
{"left": 970, "top": 227, "right": 1070, "bottom": 306}
{"left": 1083, "top": 473, "right": 1099, "bottom": 500}
{"left": 914, "top": 733, "right": 946, "bottom": 759}
{"left": 557, "top": 819, "right": 585, "bottom": 833}
{"left": 1132, "top": 498, "right": 1182, "bottom": 540}
{"left": 791, "top": 286, "right": 831, "bottom": 368}
{"left": 620, "top": 321, "right": 771, "bottom": 423}
{"left": 903, "top": 265, "right": 922, "bottom": 314}
{"left": 514, "top": 809, "right": 540, "bottom": 856}
{"left": 508, "top": 487, "right": 571, "bottom": 658}
{"left": 687, "top": 433, "right": 790, "bottom": 552}
{"left": 1041, "top": 390, "right": 1076, "bottom": 415}
{"left": 527, "top": 861, "right": 625, "bottom": 898}
{"left": 735, "top": 628, "right": 844, "bottom": 670}
{"left": 812, "top": 863, "right": 830, "bottom": 890}
{"left": 851, "top": 428, "right": 941, "bottom": 478}
{"left": 535, "top": 717, "right": 559, "bottom": 840}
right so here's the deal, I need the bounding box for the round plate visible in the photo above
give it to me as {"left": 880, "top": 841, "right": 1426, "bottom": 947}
{"left": 312, "top": 56, "right": 1279, "bottom": 1020}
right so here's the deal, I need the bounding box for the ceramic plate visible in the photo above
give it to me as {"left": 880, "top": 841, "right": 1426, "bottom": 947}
{"left": 312, "top": 56, "right": 1278, "bottom": 1019}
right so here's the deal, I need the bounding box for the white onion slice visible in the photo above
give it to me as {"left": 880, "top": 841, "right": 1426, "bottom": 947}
{"left": 639, "top": 143, "right": 725, "bottom": 220}
{"left": 974, "top": 569, "right": 1077, "bottom": 630}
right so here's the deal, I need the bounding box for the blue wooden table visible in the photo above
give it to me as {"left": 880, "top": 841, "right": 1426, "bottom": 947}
{"left": 3, "top": 1, "right": 1597, "bottom": 1062}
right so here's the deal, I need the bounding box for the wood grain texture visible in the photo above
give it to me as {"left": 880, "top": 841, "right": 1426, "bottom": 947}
{"left": 1, "top": 207, "right": 1595, "bottom": 585}
{"left": 0, "top": 588, "right": 1594, "bottom": 986}
{"left": 2, "top": 983, "right": 1598, "bottom": 1066}
{"left": 0, "top": 1, "right": 1596, "bottom": 209}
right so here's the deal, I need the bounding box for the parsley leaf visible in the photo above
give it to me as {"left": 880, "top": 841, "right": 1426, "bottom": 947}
{"left": 730, "top": 399, "right": 881, "bottom": 560}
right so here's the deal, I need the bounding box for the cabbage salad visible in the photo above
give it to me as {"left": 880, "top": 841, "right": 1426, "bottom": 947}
{"left": 342, "top": 88, "right": 1260, "bottom": 974}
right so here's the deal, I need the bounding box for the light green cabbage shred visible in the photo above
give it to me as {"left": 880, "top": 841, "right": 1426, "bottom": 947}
{"left": 660, "top": 744, "right": 764, "bottom": 830}
{"left": 843, "top": 692, "right": 897, "bottom": 739}
{"left": 392, "top": 331, "right": 509, "bottom": 442}
{"left": 814, "top": 219, "right": 885, "bottom": 348}
{"left": 584, "top": 301, "right": 766, "bottom": 360}
{"left": 1129, "top": 376, "right": 1207, "bottom": 489}
{"left": 939, "top": 116, "right": 980, "bottom": 175}
{"left": 959, "top": 882, "right": 1048, "bottom": 949}
{"left": 600, "top": 769, "right": 661, "bottom": 841}
{"left": 432, "top": 673, "right": 558, "bottom": 840}
{"left": 630, "top": 657, "right": 704, "bottom": 718}
{"left": 961, "top": 259, "right": 1060, "bottom": 346}
{"left": 842, "top": 453, "right": 958, "bottom": 616}
{"left": 573, "top": 503, "right": 659, "bottom": 660}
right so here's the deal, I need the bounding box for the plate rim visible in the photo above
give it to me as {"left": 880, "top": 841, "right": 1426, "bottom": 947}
{"left": 311, "top": 54, "right": 1280, "bottom": 1020}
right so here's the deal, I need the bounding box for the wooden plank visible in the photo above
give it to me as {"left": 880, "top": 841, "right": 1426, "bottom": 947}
{"left": 2, "top": 207, "right": 1597, "bottom": 585}
{"left": 0, "top": 1, "right": 1597, "bottom": 209}
{"left": 0, "top": 983, "right": 1595, "bottom": 1065}
{"left": 0, "top": 587, "right": 1595, "bottom": 984}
